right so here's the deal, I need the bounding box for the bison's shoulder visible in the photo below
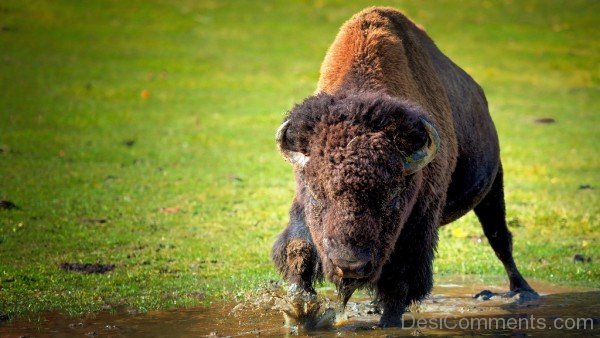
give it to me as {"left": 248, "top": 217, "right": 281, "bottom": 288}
{"left": 318, "top": 7, "right": 428, "bottom": 96}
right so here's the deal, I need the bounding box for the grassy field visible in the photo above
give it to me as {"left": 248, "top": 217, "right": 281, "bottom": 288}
{"left": 0, "top": 0, "right": 598, "bottom": 319}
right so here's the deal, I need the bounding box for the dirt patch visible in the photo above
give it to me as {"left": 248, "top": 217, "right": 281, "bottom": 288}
{"left": 79, "top": 218, "right": 109, "bottom": 225}
{"left": 0, "top": 200, "right": 18, "bottom": 210}
{"left": 122, "top": 139, "right": 136, "bottom": 147}
{"left": 534, "top": 117, "right": 556, "bottom": 124}
{"left": 160, "top": 207, "right": 181, "bottom": 214}
{"left": 573, "top": 254, "right": 593, "bottom": 263}
{"left": 59, "top": 263, "right": 115, "bottom": 274}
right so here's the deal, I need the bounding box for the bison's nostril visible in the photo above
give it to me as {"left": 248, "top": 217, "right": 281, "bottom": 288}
{"left": 327, "top": 244, "right": 374, "bottom": 278}
{"left": 330, "top": 257, "right": 373, "bottom": 279}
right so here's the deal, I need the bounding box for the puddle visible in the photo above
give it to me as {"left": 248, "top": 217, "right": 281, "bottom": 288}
{"left": 1, "top": 276, "right": 598, "bottom": 337}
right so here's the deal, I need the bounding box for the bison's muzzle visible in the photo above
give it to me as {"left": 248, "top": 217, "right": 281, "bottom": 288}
{"left": 324, "top": 239, "right": 375, "bottom": 279}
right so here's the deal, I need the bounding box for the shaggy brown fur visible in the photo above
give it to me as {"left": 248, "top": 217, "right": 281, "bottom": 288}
{"left": 272, "top": 7, "right": 536, "bottom": 328}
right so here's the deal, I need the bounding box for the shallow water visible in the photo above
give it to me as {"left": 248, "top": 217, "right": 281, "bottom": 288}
{"left": 1, "top": 276, "right": 598, "bottom": 337}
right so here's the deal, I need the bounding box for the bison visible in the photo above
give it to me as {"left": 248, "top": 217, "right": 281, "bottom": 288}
{"left": 272, "top": 7, "right": 537, "bottom": 327}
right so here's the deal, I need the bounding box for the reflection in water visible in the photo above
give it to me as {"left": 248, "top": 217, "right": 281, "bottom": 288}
{"left": 1, "top": 276, "right": 598, "bottom": 337}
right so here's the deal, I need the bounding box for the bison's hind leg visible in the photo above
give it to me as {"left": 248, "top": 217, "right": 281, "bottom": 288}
{"left": 474, "top": 164, "right": 538, "bottom": 302}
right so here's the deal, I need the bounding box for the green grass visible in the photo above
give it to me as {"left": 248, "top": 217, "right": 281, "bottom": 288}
{"left": 0, "top": 0, "right": 598, "bottom": 319}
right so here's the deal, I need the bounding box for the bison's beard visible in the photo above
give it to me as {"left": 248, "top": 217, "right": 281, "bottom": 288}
{"left": 312, "top": 211, "right": 409, "bottom": 284}
{"left": 337, "top": 278, "right": 368, "bottom": 305}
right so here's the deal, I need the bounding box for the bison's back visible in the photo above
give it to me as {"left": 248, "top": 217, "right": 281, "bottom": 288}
{"left": 413, "top": 23, "right": 500, "bottom": 223}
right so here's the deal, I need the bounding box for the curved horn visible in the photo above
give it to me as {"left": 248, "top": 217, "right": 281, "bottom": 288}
{"left": 401, "top": 118, "right": 440, "bottom": 175}
{"left": 276, "top": 120, "right": 309, "bottom": 166}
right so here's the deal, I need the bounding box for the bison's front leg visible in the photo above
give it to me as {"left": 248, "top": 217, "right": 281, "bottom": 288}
{"left": 377, "top": 258, "right": 434, "bottom": 327}
{"left": 278, "top": 238, "right": 323, "bottom": 327}
{"left": 272, "top": 202, "right": 332, "bottom": 329}
{"left": 376, "top": 205, "right": 438, "bottom": 327}
{"left": 376, "top": 280, "right": 409, "bottom": 328}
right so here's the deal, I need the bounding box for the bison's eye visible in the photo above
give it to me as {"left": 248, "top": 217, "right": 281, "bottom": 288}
{"left": 387, "top": 195, "right": 401, "bottom": 210}
{"left": 382, "top": 185, "right": 406, "bottom": 211}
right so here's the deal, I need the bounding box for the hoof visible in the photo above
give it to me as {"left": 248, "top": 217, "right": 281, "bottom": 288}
{"left": 281, "top": 284, "right": 336, "bottom": 330}
{"left": 515, "top": 290, "right": 540, "bottom": 304}
{"left": 474, "top": 289, "right": 540, "bottom": 303}
{"left": 378, "top": 317, "right": 403, "bottom": 328}
{"left": 378, "top": 310, "right": 404, "bottom": 328}
{"left": 287, "top": 283, "right": 317, "bottom": 304}
{"left": 473, "top": 289, "right": 498, "bottom": 301}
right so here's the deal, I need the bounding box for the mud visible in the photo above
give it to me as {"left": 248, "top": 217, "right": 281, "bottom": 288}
{"left": 1, "top": 276, "right": 598, "bottom": 337}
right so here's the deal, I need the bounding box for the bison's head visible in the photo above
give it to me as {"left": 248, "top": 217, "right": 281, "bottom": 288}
{"left": 276, "top": 92, "right": 439, "bottom": 288}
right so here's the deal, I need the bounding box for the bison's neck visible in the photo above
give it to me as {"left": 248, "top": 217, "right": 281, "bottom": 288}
{"left": 317, "top": 7, "right": 441, "bottom": 115}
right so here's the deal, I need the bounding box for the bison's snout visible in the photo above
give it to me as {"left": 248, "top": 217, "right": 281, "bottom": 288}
{"left": 331, "top": 255, "right": 373, "bottom": 279}
{"left": 325, "top": 240, "right": 374, "bottom": 279}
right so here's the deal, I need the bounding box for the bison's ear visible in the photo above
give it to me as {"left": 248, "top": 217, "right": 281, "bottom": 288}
{"left": 276, "top": 120, "right": 309, "bottom": 167}
{"left": 401, "top": 117, "right": 440, "bottom": 175}
{"left": 275, "top": 93, "right": 331, "bottom": 166}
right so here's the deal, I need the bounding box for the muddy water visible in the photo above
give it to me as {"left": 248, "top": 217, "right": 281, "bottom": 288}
{"left": 1, "top": 276, "right": 598, "bottom": 337}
